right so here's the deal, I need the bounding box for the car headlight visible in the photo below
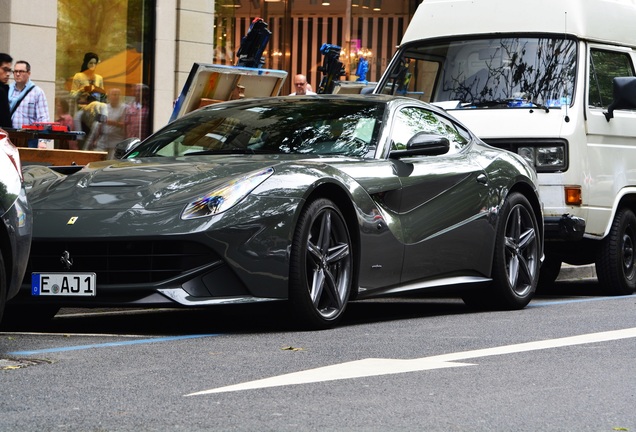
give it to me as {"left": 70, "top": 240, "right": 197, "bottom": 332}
{"left": 181, "top": 167, "right": 274, "bottom": 220}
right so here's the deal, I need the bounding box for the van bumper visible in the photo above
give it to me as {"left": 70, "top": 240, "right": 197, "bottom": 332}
{"left": 544, "top": 214, "right": 586, "bottom": 241}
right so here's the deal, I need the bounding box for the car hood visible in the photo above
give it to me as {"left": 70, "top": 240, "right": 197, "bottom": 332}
{"left": 24, "top": 156, "right": 307, "bottom": 211}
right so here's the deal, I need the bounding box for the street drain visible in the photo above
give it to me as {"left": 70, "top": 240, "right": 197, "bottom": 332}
{"left": 0, "top": 357, "right": 52, "bottom": 370}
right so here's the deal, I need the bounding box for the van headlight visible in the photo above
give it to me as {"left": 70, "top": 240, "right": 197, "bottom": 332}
{"left": 517, "top": 141, "right": 567, "bottom": 172}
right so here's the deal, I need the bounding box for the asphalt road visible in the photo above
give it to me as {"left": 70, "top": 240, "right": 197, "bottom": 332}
{"left": 1, "top": 277, "right": 635, "bottom": 431}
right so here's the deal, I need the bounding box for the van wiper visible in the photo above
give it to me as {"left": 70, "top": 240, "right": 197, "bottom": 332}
{"left": 463, "top": 98, "right": 551, "bottom": 112}
{"left": 529, "top": 101, "right": 550, "bottom": 113}
{"left": 462, "top": 99, "right": 511, "bottom": 108}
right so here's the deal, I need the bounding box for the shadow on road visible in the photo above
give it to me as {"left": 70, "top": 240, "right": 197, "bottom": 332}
{"left": 1, "top": 279, "right": 616, "bottom": 336}
{"left": 2, "top": 297, "right": 471, "bottom": 336}
{"left": 536, "top": 278, "right": 605, "bottom": 297}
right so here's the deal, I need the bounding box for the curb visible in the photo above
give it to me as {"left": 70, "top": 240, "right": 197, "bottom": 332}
{"left": 556, "top": 264, "right": 597, "bottom": 281}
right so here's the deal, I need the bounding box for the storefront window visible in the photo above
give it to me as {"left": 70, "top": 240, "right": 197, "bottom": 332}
{"left": 350, "top": 1, "right": 410, "bottom": 82}
{"left": 217, "top": 0, "right": 413, "bottom": 94}
{"left": 55, "top": 0, "right": 154, "bottom": 150}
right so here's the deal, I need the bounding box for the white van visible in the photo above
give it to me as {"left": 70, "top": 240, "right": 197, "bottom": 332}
{"left": 375, "top": 0, "right": 636, "bottom": 294}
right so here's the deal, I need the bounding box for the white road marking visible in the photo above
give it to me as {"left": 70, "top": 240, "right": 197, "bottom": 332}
{"left": 186, "top": 327, "right": 636, "bottom": 396}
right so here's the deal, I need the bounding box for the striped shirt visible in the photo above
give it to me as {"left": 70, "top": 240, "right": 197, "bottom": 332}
{"left": 9, "top": 81, "right": 50, "bottom": 128}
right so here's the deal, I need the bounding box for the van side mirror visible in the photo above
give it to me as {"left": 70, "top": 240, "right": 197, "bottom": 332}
{"left": 389, "top": 133, "right": 450, "bottom": 159}
{"left": 604, "top": 77, "right": 636, "bottom": 121}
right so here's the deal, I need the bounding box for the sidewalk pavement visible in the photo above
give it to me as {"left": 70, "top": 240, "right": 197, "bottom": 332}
{"left": 556, "top": 264, "right": 597, "bottom": 281}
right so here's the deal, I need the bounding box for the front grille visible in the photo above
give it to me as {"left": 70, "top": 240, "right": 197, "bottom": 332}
{"left": 25, "top": 240, "right": 220, "bottom": 285}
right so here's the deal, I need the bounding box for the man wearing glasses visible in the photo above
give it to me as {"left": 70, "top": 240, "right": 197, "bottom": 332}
{"left": 289, "top": 74, "right": 317, "bottom": 96}
{"left": 9, "top": 60, "right": 50, "bottom": 148}
{"left": 0, "top": 53, "right": 12, "bottom": 128}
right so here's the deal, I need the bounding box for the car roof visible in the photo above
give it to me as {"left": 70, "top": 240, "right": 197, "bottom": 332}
{"left": 207, "top": 93, "right": 450, "bottom": 118}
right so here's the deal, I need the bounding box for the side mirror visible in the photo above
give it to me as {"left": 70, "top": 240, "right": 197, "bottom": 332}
{"left": 604, "top": 77, "right": 636, "bottom": 121}
{"left": 389, "top": 133, "right": 450, "bottom": 159}
{"left": 114, "top": 137, "right": 141, "bottom": 159}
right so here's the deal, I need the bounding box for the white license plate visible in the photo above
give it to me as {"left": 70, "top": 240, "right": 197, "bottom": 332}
{"left": 32, "top": 273, "right": 97, "bottom": 296}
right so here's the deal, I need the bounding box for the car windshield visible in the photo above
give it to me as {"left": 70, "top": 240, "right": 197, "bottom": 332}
{"left": 380, "top": 37, "right": 577, "bottom": 110}
{"left": 127, "top": 98, "right": 384, "bottom": 158}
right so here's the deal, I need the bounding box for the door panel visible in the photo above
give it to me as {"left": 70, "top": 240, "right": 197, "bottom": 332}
{"left": 397, "top": 153, "right": 491, "bottom": 282}
{"left": 387, "top": 105, "right": 492, "bottom": 283}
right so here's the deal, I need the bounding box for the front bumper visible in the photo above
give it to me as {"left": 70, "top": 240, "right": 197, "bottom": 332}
{"left": 544, "top": 214, "right": 586, "bottom": 241}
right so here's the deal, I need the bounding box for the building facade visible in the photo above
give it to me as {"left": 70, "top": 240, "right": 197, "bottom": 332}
{"left": 0, "top": 0, "right": 417, "bottom": 140}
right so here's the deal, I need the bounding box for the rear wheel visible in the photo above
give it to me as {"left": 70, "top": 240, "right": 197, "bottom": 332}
{"left": 596, "top": 207, "right": 636, "bottom": 295}
{"left": 463, "top": 192, "right": 540, "bottom": 309}
{"left": 289, "top": 198, "right": 353, "bottom": 329}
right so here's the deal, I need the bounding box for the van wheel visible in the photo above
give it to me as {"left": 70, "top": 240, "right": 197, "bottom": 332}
{"left": 596, "top": 207, "right": 636, "bottom": 295}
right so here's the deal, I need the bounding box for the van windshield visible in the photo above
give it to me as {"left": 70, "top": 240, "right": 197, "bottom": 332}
{"left": 379, "top": 37, "right": 577, "bottom": 110}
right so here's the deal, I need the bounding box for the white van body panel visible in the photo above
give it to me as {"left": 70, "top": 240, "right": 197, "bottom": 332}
{"left": 403, "top": 0, "right": 636, "bottom": 47}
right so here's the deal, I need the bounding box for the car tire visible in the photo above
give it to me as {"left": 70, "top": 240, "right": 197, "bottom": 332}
{"left": 0, "top": 250, "right": 6, "bottom": 324}
{"left": 289, "top": 198, "right": 353, "bottom": 329}
{"left": 596, "top": 207, "right": 636, "bottom": 295}
{"left": 463, "top": 192, "right": 540, "bottom": 310}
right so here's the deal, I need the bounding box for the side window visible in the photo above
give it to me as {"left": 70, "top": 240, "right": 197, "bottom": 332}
{"left": 391, "top": 107, "right": 469, "bottom": 153}
{"left": 589, "top": 49, "right": 635, "bottom": 108}
{"left": 380, "top": 57, "right": 440, "bottom": 103}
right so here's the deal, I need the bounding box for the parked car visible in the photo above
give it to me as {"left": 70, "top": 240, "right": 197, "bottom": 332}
{"left": 15, "top": 95, "right": 542, "bottom": 329}
{"left": 0, "top": 128, "right": 32, "bottom": 323}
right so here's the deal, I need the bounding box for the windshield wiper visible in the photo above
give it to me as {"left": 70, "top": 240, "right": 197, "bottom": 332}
{"left": 529, "top": 101, "right": 550, "bottom": 113}
{"left": 463, "top": 98, "right": 550, "bottom": 113}
{"left": 463, "top": 99, "right": 514, "bottom": 108}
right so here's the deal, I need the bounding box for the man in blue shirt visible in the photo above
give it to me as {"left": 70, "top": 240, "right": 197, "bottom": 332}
{"left": 9, "top": 60, "right": 50, "bottom": 148}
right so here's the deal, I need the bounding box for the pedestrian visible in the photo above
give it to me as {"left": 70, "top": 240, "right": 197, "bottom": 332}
{"left": 0, "top": 53, "right": 12, "bottom": 128}
{"left": 125, "top": 83, "right": 150, "bottom": 140}
{"left": 91, "top": 88, "right": 127, "bottom": 158}
{"left": 55, "top": 97, "right": 78, "bottom": 149}
{"left": 9, "top": 60, "right": 50, "bottom": 148}
{"left": 289, "top": 74, "right": 317, "bottom": 95}
{"left": 70, "top": 52, "right": 105, "bottom": 102}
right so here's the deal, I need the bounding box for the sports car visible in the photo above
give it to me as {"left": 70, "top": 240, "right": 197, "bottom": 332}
{"left": 15, "top": 95, "right": 542, "bottom": 329}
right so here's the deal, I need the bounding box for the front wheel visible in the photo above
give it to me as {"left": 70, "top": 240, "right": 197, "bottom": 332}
{"left": 464, "top": 192, "right": 540, "bottom": 310}
{"left": 289, "top": 198, "right": 353, "bottom": 329}
{"left": 596, "top": 207, "right": 636, "bottom": 295}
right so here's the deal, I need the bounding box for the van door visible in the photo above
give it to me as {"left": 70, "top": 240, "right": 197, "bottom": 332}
{"left": 585, "top": 46, "right": 636, "bottom": 234}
